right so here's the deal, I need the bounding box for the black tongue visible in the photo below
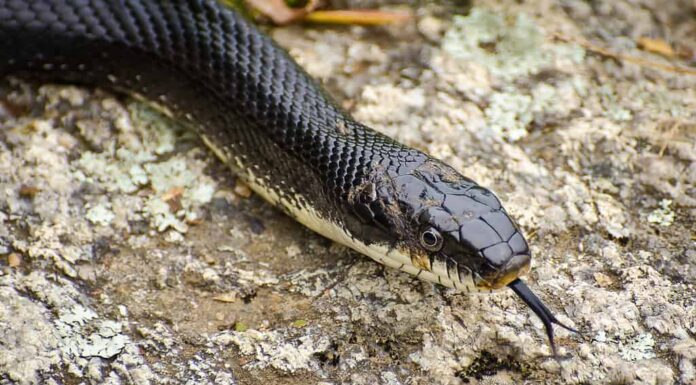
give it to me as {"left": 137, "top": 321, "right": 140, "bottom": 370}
{"left": 508, "top": 278, "right": 579, "bottom": 356}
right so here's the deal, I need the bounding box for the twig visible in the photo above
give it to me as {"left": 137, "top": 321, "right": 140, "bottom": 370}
{"left": 553, "top": 33, "right": 696, "bottom": 77}
{"left": 304, "top": 10, "right": 412, "bottom": 25}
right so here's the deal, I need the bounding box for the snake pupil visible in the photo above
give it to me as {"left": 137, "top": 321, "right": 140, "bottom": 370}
{"left": 420, "top": 228, "right": 443, "bottom": 251}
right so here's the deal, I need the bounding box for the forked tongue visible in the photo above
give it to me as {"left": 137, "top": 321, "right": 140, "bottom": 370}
{"left": 508, "top": 279, "right": 579, "bottom": 356}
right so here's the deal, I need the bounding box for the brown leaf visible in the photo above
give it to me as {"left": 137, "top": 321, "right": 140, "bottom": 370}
{"left": 19, "top": 185, "right": 40, "bottom": 198}
{"left": 162, "top": 186, "right": 184, "bottom": 201}
{"left": 162, "top": 186, "right": 184, "bottom": 212}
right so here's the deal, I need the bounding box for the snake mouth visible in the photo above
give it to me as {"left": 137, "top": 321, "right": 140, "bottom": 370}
{"left": 474, "top": 253, "right": 531, "bottom": 290}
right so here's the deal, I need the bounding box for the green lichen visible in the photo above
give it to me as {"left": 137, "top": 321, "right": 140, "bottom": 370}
{"left": 647, "top": 199, "right": 675, "bottom": 227}
{"left": 442, "top": 9, "right": 547, "bottom": 81}
{"left": 619, "top": 333, "right": 657, "bottom": 361}
{"left": 442, "top": 8, "right": 587, "bottom": 142}
{"left": 85, "top": 203, "right": 115, "bottom": 226}
{"left": 291, "top": 319, "right": 308, "bottom": 328}
{"left": 484, "top": 91, "right": 534, "bottom": 141}
{"left": 76, "top": 102, "right": 217, "bottom": 234}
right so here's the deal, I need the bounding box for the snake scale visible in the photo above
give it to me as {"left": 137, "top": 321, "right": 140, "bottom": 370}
{"left": 0, "top": 0, "right": 577, "bottom": 354}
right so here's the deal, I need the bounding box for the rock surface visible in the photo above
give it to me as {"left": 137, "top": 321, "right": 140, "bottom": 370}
{"left": 1, "top": 1, "right": 695, "bottom": 384}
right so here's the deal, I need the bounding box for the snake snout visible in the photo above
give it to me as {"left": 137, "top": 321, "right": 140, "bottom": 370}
{"left": 476, "top": 253, "right": 531, "bottom": 290}
{"left": 472, "top": 213, "right": 532, "bottom": 290}
{"left": 497, "top": 253, "right": 531, "bottom": 286}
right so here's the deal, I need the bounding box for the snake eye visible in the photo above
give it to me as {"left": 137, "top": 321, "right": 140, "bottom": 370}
{"left": 420, "top": 228, "right": 443, "bottom": 252}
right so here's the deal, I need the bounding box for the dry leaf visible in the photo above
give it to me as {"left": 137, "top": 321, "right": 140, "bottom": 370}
{"left": 638, "top": 37, "right": 675, "bottom": 58}
{"left": 19, "top": 185, "right": 40, "bottom": 198}
{"left": 162, "top": 186, "right": 185, "bottom": 201}
{"left": 162, "top": 186, "right": 185, "bottom": 212}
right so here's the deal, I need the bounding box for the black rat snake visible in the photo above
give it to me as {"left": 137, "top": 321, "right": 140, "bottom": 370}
{"left": 0, "top": 0, "right": 578, "bottom": 354}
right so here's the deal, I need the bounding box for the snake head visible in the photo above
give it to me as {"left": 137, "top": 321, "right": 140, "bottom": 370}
{"left": 356, "top": 158, "right": 532, "bottom": 291}
{"left": 348, "top": 157, "right": 577, "bottom": 354}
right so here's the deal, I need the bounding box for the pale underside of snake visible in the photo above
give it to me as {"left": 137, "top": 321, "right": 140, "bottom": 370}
{"left": 0, "top": 0, "right": 579, "bottom": 355}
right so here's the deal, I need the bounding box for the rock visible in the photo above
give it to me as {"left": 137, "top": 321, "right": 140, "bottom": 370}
{"left": 1, "top": 1, "right": 694, "bottom": 384}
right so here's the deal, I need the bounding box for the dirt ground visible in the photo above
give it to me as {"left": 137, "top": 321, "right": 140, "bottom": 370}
{"left": 1, "top": 1, "right": 694, "bottom": 384}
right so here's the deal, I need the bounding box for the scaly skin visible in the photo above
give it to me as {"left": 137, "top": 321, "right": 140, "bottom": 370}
{"left": 0, "top": 0, "right": 577, "bottom": 353}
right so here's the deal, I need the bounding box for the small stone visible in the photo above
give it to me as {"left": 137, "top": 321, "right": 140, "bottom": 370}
{"left": 234, "top": 182, "right": 253, "bottom": 198}
{"left": 212, "top": 292, "right": 238, "bottom": 303}
{"left": 593, "top": 272, "right": 614, "bottom": 287}
{"left": 418, "top": 16, "right": 445, "bottom": 41}
{"left": 164, "top": 230, "right": 184, "bottom": 243}
{"left": 7, "top": 253, "right": 21, "bottom": 267}
{"left": 285, "top": 244, "right": 301, "bottom": 258}
{"left": 76, "top": 265, "right": 97, "bottom": 282}
{"left": 86, "top": 204, "right": 115, "bottom": 226}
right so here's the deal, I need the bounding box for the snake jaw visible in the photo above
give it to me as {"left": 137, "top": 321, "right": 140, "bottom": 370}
{"left": 475, "top": 253, "right": 531, "bottom": 290}
{"left": 410, "top": 251, "right": 432, "bottom": 271}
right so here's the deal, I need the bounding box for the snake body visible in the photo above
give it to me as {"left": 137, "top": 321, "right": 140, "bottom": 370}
{"left": 0, "top": 0, "right": 577, "bottom": 353}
